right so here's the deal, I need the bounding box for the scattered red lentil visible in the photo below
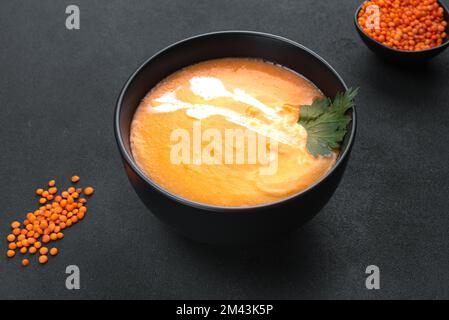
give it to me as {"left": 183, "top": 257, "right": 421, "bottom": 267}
{"left": 48, "top": 187, "right": 57, "bottom": 195}
{"left": 11, "top": 221, "right": 20, "bottom": 229}
{"left": 84, "top": 187, "right": 95, "bottom": 196}
{"left": 38, "top": 255, "right": 48, "bottom": 264}
{"left": 358, "top": 0, "right": 448, "bottom": 51}
{"left": 5, "top": 177, "right": 93, "bottom": 266}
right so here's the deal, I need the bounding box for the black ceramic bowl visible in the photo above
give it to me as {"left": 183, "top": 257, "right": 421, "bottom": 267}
{"left": 355, "top": 1, "right": 449, "bottom": 63}
{"left": 115, "top": 31, "right": 356, "bottom": 245}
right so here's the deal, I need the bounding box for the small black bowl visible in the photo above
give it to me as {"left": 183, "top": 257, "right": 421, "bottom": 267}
{"left": 114, "top": 31, "right": 357, "bottom": 245}
{"left": 355, "top": 1, "right": 449, "bottom": 63}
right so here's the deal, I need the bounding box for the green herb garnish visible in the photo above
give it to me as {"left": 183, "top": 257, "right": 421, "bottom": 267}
{"left": 298, "top": 88, "right": 358, "bottom": 157}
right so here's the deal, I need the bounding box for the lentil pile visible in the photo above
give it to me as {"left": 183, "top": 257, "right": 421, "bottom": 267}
{"left": 6, "top": 176, "right": 94, "bottom": 266}
{"left": 358, "top": 0, "right": 448, "bottom": 51}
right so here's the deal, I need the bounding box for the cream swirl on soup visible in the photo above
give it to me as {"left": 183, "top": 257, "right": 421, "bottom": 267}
{"left": 130, "top": 58, "right": 337, "bottom": 206}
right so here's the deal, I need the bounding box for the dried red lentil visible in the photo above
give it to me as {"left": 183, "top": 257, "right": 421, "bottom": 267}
{"left": 358, "top": 0, "right": 448, "bottom": 51}
{"left": 5, "top": 176, "right": 94, "bottom": 266}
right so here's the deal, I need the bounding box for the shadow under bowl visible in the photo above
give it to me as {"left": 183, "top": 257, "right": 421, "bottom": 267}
{"left": 114, "top": 31, "right": 357, "bottom": 245}
{"left": 354, "top": 1, "right": 449, "bottom": 63}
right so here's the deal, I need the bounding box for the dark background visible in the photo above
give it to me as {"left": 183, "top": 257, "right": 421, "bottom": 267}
{"left": 1, "top": 0, "right": 448, "bottom": 299}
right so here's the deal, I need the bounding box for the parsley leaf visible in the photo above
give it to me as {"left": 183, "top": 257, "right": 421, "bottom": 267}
{"left": 298, "top": 88, "right": 358, "bottom": 157}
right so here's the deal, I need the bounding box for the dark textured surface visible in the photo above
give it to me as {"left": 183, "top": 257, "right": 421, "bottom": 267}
{"left": 0, "top": 0, "right": 448, "bottom": 300}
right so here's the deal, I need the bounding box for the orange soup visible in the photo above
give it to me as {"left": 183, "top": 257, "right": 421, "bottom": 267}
{"left": 130, "top": 58, "right": 337, "bottom": 206}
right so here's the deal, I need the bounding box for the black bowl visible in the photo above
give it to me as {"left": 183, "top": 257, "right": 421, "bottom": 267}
{"left": 114, "top": 31, "right": 357, "bottom": 245}
{"left": 355, "top": 1, "right": 449, "bottom": 63}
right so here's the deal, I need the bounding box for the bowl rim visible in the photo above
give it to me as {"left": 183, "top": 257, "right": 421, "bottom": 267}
{"left": 354, "top": 1, "right": 449, "bottom": 54}
{"left": 114, "top": 30, "right": 357, "bottom": 213}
